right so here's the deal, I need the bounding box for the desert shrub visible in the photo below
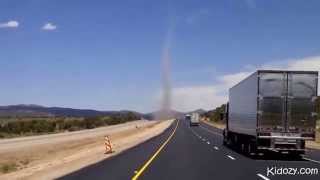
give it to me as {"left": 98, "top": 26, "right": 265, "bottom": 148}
{"left": 0, "top": 112, "right": 140, "bottom": 138}
{"left": 0, "top": 162, "right": 18, "bottom": 173}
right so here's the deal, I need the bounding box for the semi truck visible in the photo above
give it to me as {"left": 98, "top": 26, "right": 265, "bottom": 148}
{"left": 223, "top": 70, "right": 318, "bottom": 156}
{"left": 185, "top": 114, "right": 191, "bottom": 122}
{"left": 188, "top": 113, "right": 200, "bottom": 126}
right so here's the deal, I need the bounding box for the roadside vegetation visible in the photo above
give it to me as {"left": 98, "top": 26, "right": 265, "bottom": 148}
{"left": 0, "top": 112, "right": 140, "bottom": 139}
{"left": 202, "top": 104, "right": 226, "bottom": 123}
{"left": 0, "top": 162, "right": 18, "bottom": 174}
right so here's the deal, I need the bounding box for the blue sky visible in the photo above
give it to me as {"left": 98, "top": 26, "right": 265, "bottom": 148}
{"left": 1, "top": 0, "right": 320, "bottom": 112}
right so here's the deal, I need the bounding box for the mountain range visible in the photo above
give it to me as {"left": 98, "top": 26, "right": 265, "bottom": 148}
{"left": 0, "top": 104, "right": 207, "bottom": 119}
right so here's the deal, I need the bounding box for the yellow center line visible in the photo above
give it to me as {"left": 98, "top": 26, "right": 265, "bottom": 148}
{"left": 131, "top": 119, "right": 180, "bottom": 180}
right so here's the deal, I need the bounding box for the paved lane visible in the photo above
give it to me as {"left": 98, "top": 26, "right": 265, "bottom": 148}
{"left": 60, "top": 119, "right": 320, "bottom": 180}
{"left": 59, "top": 120, "right": 178, "bottom": 180}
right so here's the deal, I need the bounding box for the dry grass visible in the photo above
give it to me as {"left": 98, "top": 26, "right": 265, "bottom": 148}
{"left": 201, "top": 119, "right": 225, "bottom": 130}
{"left": 0, "top": 162, "right": 18, "bottom": 174}
{"left": 306, "top": 129, "right": 320, "bottom": 149}
{"left": 0, "top": 120, "right": 173, "bottom": 180}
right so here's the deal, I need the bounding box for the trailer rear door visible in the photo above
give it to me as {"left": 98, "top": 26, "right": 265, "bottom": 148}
{"left": 287, "top": 73, "right": 318, "bottom": 133}
{"left": 258, "top": 72, "right": 287, "bottom": 132}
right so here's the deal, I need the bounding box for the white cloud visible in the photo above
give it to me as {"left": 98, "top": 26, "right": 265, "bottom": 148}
{"left": 42, "top": 23, "right": 57, "bottom": 31}
{"left": 218, "top": 72, "right": 252, "bottom": 88}
{"left": 172, "top": 86, "right": 227, "bottom": 112}
{"left": 168, "top": 55, "right": 320, "bottom": 112}
{"left": 286, "top": 56, "right": 320, "bottom": 71}
{"left": 0, "top": 20, "right": 19, "bottom": 28}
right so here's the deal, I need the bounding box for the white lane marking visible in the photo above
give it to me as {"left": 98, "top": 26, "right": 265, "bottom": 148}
{"left": 227, "top": 155, "right": 236, "bottom": 160}
{"left": 188, "top": 124, "right": 212, "bottom": 146}
{"left": 200, "top": 125, "right": 223, "bottom": 137}
{"left": 303, "top": 157, "right": 320, "bottom": 164}
{"left": 214, "top": 146, "right": 219, "bottom": 150}
{"left": 189, "top": 127, "right": 200, "bottom": 137}
{"left": 257, "top": 173, "right": 270, "bottom": 180}
{"left": 188, "top": 126, "right": 207, "bottom": 144}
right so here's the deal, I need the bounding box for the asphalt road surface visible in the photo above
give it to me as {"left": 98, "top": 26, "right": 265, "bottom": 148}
{"left": 60, "top": 119, "right": 320, "bottom": 180}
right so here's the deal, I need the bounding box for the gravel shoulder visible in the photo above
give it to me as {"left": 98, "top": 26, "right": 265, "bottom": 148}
{"left": 0, "top": 119, "right": 174, "bottom": 180}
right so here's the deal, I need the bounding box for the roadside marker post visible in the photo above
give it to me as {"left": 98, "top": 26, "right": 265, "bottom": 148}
{"left": 104, "top": 135, "right": 113, "bottom": 154}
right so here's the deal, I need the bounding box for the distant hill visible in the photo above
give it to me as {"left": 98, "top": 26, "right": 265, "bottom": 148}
{"left": 0, "top": 105, "right": 142, "bottom": 118}
{"left": 187, "top": 109, "right": 207, "bottom": 115}
{"left": 0, "top": 104, "right": 210, "bottom": 120}
{"left": 143, "top": 109, "right": 185, "bottom": 120}
{"left": 144, "top": 109, "right": 209, "bottom": 120}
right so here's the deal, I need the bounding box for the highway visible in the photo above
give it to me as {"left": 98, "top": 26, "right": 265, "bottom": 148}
{"left": 60, "top": 119, "right": 320, "bottom": 180}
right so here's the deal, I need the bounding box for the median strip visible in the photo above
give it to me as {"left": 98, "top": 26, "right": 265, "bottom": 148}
{"left": 131, "top": 119, "right": 179, "bottom": 180}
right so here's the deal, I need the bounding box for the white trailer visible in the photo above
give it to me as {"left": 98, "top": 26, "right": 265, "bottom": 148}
{"left": 190, "top": 113, "right": 200, "bottom": 126}
{"left": 223, "top": 70, "right": 318, "bottom": 156}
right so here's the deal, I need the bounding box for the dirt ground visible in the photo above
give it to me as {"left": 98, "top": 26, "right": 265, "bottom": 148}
{"left": 201, "top": 119, "right": 226, "bottom": 130}
{"left": 0, "top": 119, "right": 174, "bottom": 180}
{"left": 306, "top": 131, "right": 320, "bottom": 150}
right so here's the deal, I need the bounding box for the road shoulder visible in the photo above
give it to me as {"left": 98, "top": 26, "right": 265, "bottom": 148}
{"left": 0, "top": 120, "right": 174, "bottom": 180}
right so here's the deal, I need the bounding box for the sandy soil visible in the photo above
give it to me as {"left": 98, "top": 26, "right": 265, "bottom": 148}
{"left": 0, "top": 119, "right": 174, "bottom": 180}
{"left": 306, "top": 131, "right": 320, "bottom": 150}
{"left": 201, "top": 119, "right": 226, "bottom": 130}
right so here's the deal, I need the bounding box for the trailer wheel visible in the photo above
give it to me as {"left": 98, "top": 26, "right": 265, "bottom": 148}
{"left": 223, "top": 135, "right": 232, "bottom": 147}
{"left": 247, "top": 142, "right": 257, "bottom": 156}
{"left": 223, "top": 137, "right": 227, "bottom": 146}
{"left": 247, "top": 143, "right": 252, "bottom": 155}
{"left": 288, "top": 151, "right": 302, "bottom": 159}
{"left": 240, "top": 142, "right": 250, "bottom": 156}
{"left": 222, "top": 130, "right": 228, "bottom": 146}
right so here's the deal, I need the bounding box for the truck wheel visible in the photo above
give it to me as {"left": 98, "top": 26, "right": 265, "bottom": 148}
{"left": 223, "top": 135, "right": 231, "bottom": 147}
{"left": 241, "top": 142, "right": 250, "bottom": 156}
{"left": 247, "top": 142, "right": 257, "bottom": 156}
{"left": 241, "top": 143, "right": 245, "bottom": 152}
{"left": 288, "top": 151, "right": 302, "bottom": 159}
{"left": 222, "top": 130, "right": 228, "bottom": 146}
{"left": 223, "top": 135, "right": 228, "bottom": 146}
